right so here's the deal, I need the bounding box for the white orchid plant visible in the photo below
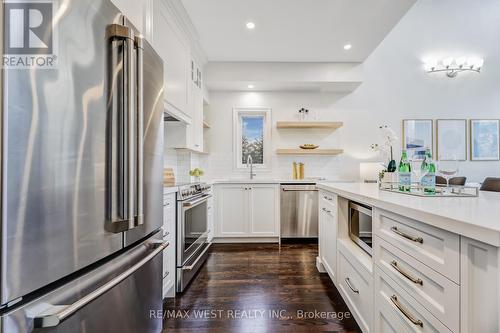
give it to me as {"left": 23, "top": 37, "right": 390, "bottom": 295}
{"left": 371, "top": 125, "right": 398, "bottom": 175}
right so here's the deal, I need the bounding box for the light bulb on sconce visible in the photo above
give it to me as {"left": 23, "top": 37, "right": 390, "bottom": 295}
{"left": 455, "top": 57, "right": 467, "bottom": 68}
{"left": 424, "top": 56, "right": 484, "bottom": 78}
{"left": 441, "top": 57, "right": 454, "bottom": 68}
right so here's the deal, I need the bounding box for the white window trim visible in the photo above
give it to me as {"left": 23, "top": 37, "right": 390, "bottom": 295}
{"left": 233, "top": 107, "right": 272, "bottom": 171}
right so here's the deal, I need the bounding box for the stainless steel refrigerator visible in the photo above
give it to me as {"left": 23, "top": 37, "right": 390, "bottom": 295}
{"left": 0, "top": 0, "right": 165, "bottom": 331}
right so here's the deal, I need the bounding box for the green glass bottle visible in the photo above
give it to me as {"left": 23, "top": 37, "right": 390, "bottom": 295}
{"left": 398, "top": 150, "right": 411, "bottom": 192}
{"left": 420, "top": 149, "right": 436, "bottom": 194}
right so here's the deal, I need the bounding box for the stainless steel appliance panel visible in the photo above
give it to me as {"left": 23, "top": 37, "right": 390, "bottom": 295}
{"left": 348, "top": 201, "right": 373, "bottom": 256}
{"left": 2, "top": 0, "right": 125, "bottom": 305}
{"left": 123, "top": 23, "right": 164, "bottom": 246}
{"left": 176, "top": 242, "right": 210, "bottom": 293}
{"left": 280, "top": 184, "right": 318, "bottom": 238}
{"left": 1, "top": 232, "right": 166, "bottom": 333}
{"left": 177, "top": 194, "right": 210, "bottom": 265}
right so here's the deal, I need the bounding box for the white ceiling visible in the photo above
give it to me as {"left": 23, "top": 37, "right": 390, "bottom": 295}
{"left": 181, "top": 0, "right": 416, "bottom": 62}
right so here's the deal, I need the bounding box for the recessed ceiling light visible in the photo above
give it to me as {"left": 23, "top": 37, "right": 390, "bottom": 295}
{"left": 246, "top": 22, "right": 256, "bottom": 30}
{"left": 247, "top": 84, "right": 254, "bottom": 89}
{"left": 343, "top": 44, "right": 352, "bottom": 50}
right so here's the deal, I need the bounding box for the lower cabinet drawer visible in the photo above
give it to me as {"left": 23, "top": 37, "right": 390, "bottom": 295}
{"left": 374, "top": 267, "right": 453, "bottom": 333}
{"left": 338, "top": 250, "right": 373, "bottom": 333}
{"left": 162, "top": 238, "right": 175, "bottom": 298}
{"left": 373, "top": 208, "right": 459, "bottom": 283}
{"left": 374, "top": 236, "right": 459, "bottom": 333}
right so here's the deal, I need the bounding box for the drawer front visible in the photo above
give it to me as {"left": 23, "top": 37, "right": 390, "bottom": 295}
{"left": 374, "top": 267, "right": 453, "bottom": 333}
{"left": 374, "top": 236, "right": 459, "bottom": 333}
{"left": 338, "top": 250, "right": 373, "bottom": 333}
{"left": 319, "top": 190, "right": 336, "bottom": 209}
{"left": 162, "top": 238, "right": 175, "bottom": 297}
{"left": 163, "top": 193, "right": 176, "bottom": 237}
{"left": 374, "top": 208, "right": 459, "bottom": 283}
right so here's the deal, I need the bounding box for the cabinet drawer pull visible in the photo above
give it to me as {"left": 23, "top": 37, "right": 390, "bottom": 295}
{"left": 345, "top": 277, "right": 359, "bottom": 294}
{"left": 390, "top": 295, "right": 423, "bottom": 327}
{"left": 322, "top": 207, "right": 332, "bottom": 214}
{"left": 390, "top": 226, "right": 423, "bottom": 243}
{"left": 391, "top": 261, "right": 423, "bottom": 285}
{"left": 323, "top": 195, "right": 333, "bottom": 201}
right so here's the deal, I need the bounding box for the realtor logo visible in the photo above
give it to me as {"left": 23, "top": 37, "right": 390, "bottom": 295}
{"left": 3, "top": 0, "right": 57, "bottom": 68}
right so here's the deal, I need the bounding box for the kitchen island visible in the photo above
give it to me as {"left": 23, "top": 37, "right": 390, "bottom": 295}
{"left": 315, "top": 182, "right": 499, "bottom": 333}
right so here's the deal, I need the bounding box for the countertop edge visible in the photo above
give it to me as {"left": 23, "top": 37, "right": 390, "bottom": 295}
{"left": 163, "top": 186, "right": 179, "bottom": 194}
{"left": 317, "top": 183, "right": 500, "bottom": 247}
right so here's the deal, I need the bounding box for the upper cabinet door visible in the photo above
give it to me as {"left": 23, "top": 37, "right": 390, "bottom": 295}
{"left": 152, "top": 0, "right": 190, "bottom": 116}
{"left": 110, "top": 0, "right": 149, "bottom": 34}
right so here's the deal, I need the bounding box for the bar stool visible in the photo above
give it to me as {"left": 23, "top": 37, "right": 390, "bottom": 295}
{"left": 480, "top": 177, "right": 500, "bottom": 192}
{"left": 436, "top": 176, "right": 467, "bottom": 186}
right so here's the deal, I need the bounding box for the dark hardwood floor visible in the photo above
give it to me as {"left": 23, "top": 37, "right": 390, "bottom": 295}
{"left": 163, "top": 243, "right": 361, "bottom": 333}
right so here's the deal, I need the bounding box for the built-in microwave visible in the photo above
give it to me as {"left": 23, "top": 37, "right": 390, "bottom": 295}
{"left": 348, "top": 201, "right": 373, "bottom": 256}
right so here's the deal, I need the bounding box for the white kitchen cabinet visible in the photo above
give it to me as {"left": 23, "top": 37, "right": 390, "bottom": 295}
{"left": 216, "top": 185, "right": 247, "bottom": 236}
{"left": 249, "top": 185, "right": 279, "bottom": 236}
{"left": 191, "top": 78, "right": 204, "bottom": 152}
{"left": 162, "top": 192, "right": 176, "bottom": 298}
{"left": 207, "top": 195, "right": 214, "bottom": 242}
{"left": 111, "top": 0, "right": 151, "bottom": 38}
{"left": 163, "top": 58, "right": 205, "bottom": 152}
{"left": 215, "top": 184, "right": 279, "bottom": 238}
{"left": 319, "top": 191, "right": 337, "bottom": 283}
{"left": 460, "top": 237, "right": 500, "bottom": 333}
{"left": 152, "top": 0, "right": 190, "bottom": 118}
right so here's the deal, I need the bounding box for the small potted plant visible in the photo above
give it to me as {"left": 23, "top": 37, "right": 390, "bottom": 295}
{"left": 371, "top": 125, "right": 398, "bottom": 185}
{"left": 189, "top": 168, "right": 204, "bottom": 182}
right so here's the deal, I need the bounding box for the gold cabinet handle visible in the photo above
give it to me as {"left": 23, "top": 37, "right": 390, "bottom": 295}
{"left": 391, "top": 261, "right": 423, "bottom": 285}
{"left": 345, "top": 277, "right": 359, "bottom": 294}
{"left": 390, "top": 295, "right": 423, "bottom": 327}
{"left": 390, "top": 226, "right": 423, "bottom": 244}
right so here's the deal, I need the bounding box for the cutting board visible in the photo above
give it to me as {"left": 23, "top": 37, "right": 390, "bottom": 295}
{"left": 163, "top": 168, "right": 175, "bottom": 186}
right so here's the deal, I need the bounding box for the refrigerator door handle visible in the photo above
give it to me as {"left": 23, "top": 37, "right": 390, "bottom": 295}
{"left": 135, "top": 35, "right": 144, "bottom": 226}
{"left": 105, "top": 23, "right": 136, "bottom": 232}
{"left": 32, "top": 242, "right": 169, "bottom": 328}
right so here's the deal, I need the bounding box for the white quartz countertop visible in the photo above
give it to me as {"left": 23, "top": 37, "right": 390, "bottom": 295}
{"left": 163, "top": 186, "right": 178, "bottom": 194}
{"left": 317, "top": 182, "right": 500, "bottom": 247}
{"left": 211, "top": 178, "right": 351, "bottom": 184}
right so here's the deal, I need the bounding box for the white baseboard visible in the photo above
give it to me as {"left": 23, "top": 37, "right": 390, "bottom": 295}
{"left": 212, "top": 237, "right": 279, "bottom": 243}
{"left": 316, "top": 256, "right": 326, "bottom": 272}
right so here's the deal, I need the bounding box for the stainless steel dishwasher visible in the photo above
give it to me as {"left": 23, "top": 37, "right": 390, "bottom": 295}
{"left": 280, "top": 184, "right": 318, "bottom": 238}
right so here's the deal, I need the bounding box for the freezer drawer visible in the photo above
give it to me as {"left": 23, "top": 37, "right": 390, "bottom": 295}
{"left": 1, "top": 233, "right": 167, "bottom": 333}
{"left": 280, "top": 184, "right": 318, "bottom": 238}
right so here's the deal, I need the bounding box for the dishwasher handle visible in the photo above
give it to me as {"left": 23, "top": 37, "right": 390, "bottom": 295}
{"left": 281, "top": 185, "right": 318, "bottom": 192}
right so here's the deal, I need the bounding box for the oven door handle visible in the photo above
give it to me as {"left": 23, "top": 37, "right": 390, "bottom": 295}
{"left": 182, "top": 242, "right": 212, "bottom": 271}
{"left": 183, "top": 195, "right": 211, "bottom": 209}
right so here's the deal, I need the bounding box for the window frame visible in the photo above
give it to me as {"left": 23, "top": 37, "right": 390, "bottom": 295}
{"left": 233, "top": 107, "right": 272, "bottom": 170}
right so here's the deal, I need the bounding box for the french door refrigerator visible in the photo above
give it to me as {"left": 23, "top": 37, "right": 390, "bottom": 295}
{"left": 0, "top": 0, "right": 165, "bottom": 332}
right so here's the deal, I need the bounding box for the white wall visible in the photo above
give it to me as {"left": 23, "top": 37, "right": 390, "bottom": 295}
{"left": 205, "top": 92, "right": 349, "bottom": 180}
{"left": 205, "top": 0, "right": 500, "bottom": 182}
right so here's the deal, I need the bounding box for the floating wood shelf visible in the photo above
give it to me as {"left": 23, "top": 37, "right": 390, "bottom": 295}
{"left": 276, "top": 121, "right": 343, "bottom": 129}
{"left": 203, "top": 121, "right": 211, "bottom": 129}
{"left": 276, "top": 149, "right": 343, "bottom": 156}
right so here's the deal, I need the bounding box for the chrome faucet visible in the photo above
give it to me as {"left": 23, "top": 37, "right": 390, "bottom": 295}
{"left": 246, "top": 155, "right": 256, "bottom": 180}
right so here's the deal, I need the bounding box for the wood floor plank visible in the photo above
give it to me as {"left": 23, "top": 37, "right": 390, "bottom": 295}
{"left": 163, "top": 243, "right": 361, "bottom": 333}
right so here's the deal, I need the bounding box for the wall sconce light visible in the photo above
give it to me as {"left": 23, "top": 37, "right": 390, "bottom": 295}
{"left": 424, "top": 57, "right": 484, "bottom": 78}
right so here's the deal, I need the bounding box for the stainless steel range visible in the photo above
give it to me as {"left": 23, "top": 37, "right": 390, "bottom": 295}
{"left": 176, "top": 183, "right": 212, "bottom": 292}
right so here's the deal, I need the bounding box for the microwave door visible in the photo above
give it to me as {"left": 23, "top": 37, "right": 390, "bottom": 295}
{"left": 349, "top": 202, "right": 373, "bottom": 256}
